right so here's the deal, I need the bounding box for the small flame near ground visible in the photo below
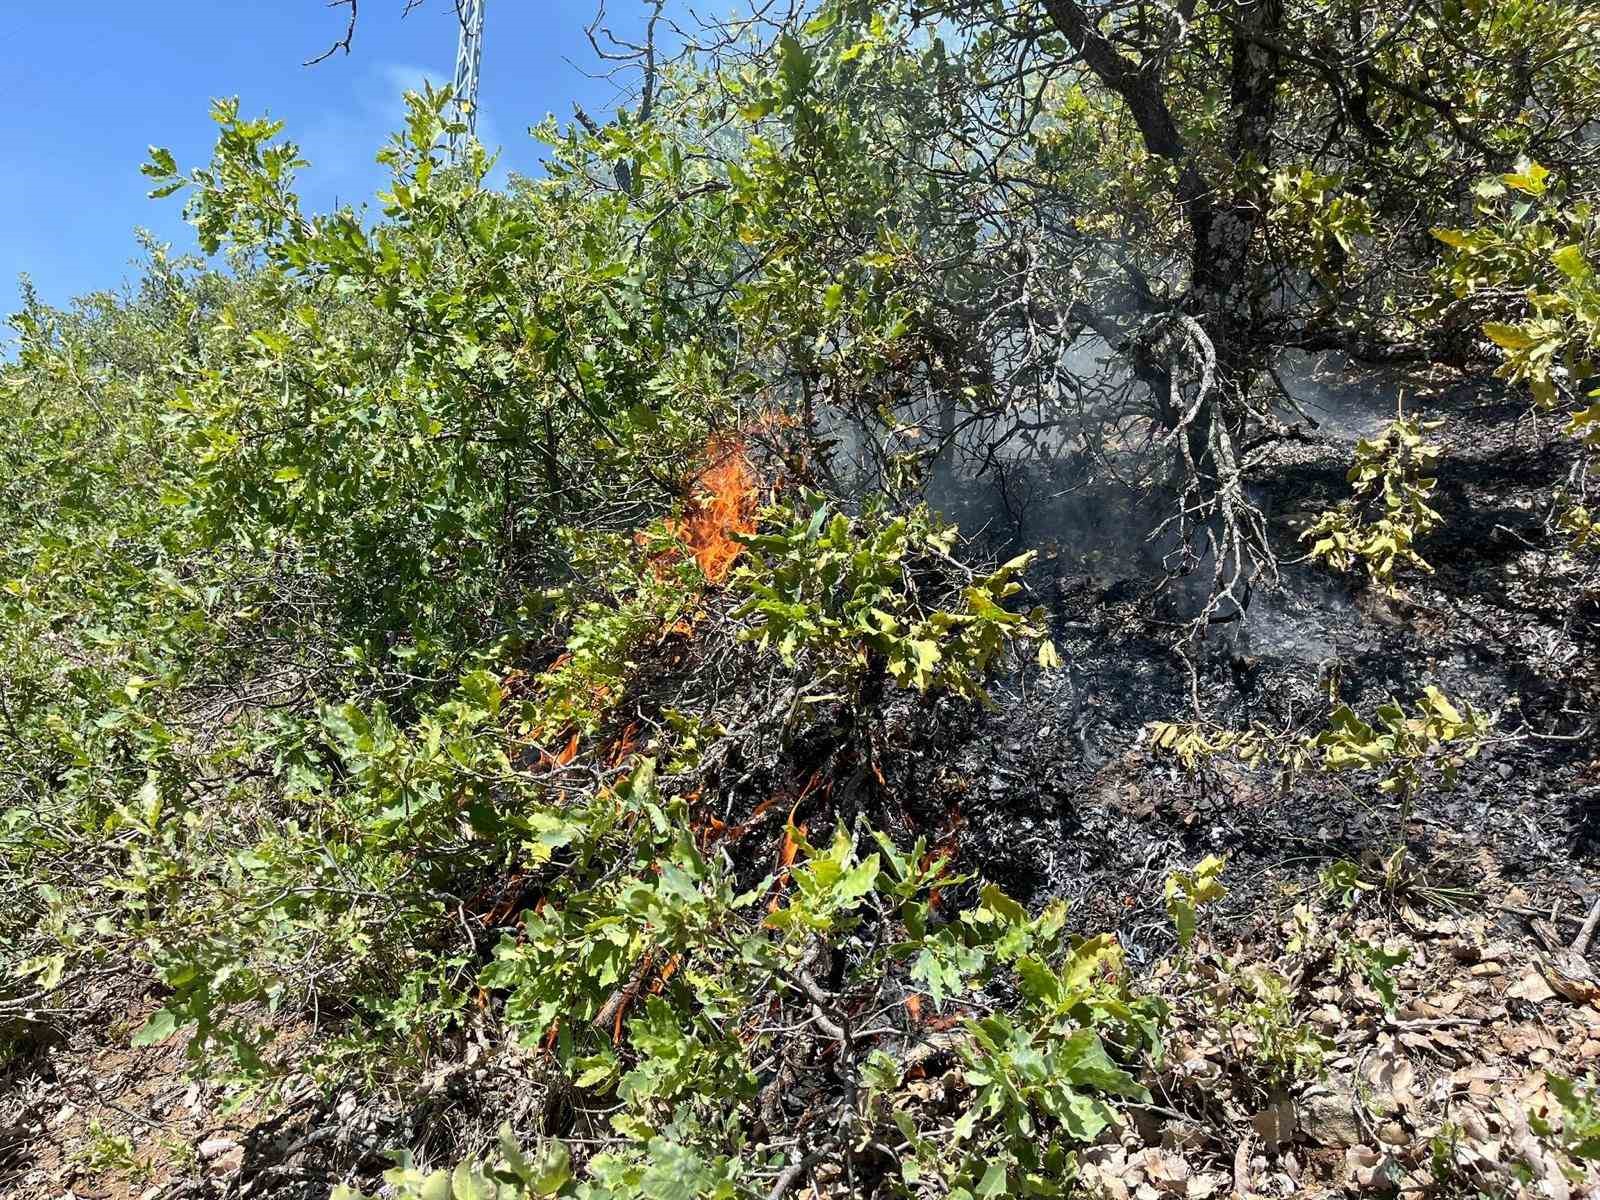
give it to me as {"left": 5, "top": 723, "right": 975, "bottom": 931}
{"left": 666, "top": 433, "right": 759, "bottom": 583}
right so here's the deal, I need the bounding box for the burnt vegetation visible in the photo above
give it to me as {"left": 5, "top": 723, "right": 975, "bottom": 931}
{"left": 4, "top": 1, "right": 1600, "bottom": 1198}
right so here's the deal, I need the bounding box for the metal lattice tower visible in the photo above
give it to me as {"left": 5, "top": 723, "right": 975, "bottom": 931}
{"left": 448, "top": 0, "right": 486, "bottom": 163}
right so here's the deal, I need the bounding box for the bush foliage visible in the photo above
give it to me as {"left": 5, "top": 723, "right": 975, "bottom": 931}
{"left": 4, "top": 0, "right": 1599, "bottom": 1195}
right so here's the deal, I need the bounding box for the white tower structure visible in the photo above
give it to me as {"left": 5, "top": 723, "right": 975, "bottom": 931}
{"left": 449, "top": 0, "right": 486, "bottom": 163}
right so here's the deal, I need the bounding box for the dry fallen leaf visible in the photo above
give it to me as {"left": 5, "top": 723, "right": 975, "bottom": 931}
{"left": 1542, "top": 952, "right": 1600, "bottom": 1004}
{"left": 1399, "top": 1026, "right": 1467, "bottom": 1063}
{"left": 1078, "top": 1163, "right": 1131, "bottom": 1200}
{"left": 1453, "top": 1064, "right": 1502, "bottom": 1097}
{"left": 1428, "top": 989, "right": 1465, "bottom": 1014}
{"left": 1232, "top": 1138, "right": 1251, "bottom": 1198}
{"left": 1460, "top": 1109, "right": 1491, "bottom": 1143}
{"left": 1401, "top": 904, "right": 1459, "bottom": 936}
{"left": 1376, "top": 1120, "right": 1409, "bottom": 1147}
{"left": 1309, "top": 1002, "right": 1346, "bottom": 1032}
{"left": 1137, "top": 1149, "right": 1190, "bottom": 1194}
{"left": 1506, "top": 1101, "right": 1573, "bottom": 1200}
{"left": 1250, "top": 1093, "right": 1296, "bottom": 1151}
{"left": 1499, "top": 1023, "right": 1561, "bottom": 1059}
{"left": 1399, "top": 997, "right": 1446, "bottom": 1020}
{"left": 1364, "top": 1037, "right": 1417, "bottom": 1113}
{"left": 1507, "top": 970, "right": 1557, "bottom": 1003}
{"left": 1344, "top": 1145, "right": 1403, "bottom": 1192}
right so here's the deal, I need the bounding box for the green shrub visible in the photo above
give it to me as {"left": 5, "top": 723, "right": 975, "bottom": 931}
{"left": 732, "top": 496, "right": 1056, "bottom": 703}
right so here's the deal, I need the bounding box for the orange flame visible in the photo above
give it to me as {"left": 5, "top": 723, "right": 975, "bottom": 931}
{"left": 666, "top": 434, "right": 758, "bottom": 583}
{"left": 606, "top": 721, "right": 642, "bottom": 768}
{"left": 923, "top": 804, "right": 964, "bottom": 913}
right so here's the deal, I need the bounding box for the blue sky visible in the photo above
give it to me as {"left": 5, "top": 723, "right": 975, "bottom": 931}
{"left": 2, "top": 1, "right": 655, "bottom": 310}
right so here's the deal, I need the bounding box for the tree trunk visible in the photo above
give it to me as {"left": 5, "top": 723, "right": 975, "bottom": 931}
{"left": 1044, "top": 0, "right": 1284, "bottom": 572}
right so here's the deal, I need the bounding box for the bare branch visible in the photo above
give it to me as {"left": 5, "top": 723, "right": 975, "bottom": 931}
{"left": 305, "top": 0, "right": 359, "bottom": 66}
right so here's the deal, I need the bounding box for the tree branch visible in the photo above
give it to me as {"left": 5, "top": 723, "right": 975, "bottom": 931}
{"left": 305, "top": 0, "right": 358, "bottom": 66}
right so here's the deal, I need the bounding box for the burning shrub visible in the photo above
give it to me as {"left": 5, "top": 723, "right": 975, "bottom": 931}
{"left": 663, "top": 434, "right": 760, "bottom": 585}
{"left": 366, "top": 801, "right": 1166, "bottom": 1200}
{"left": 520, "top": 530, "right": 705, "bottom": 739}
